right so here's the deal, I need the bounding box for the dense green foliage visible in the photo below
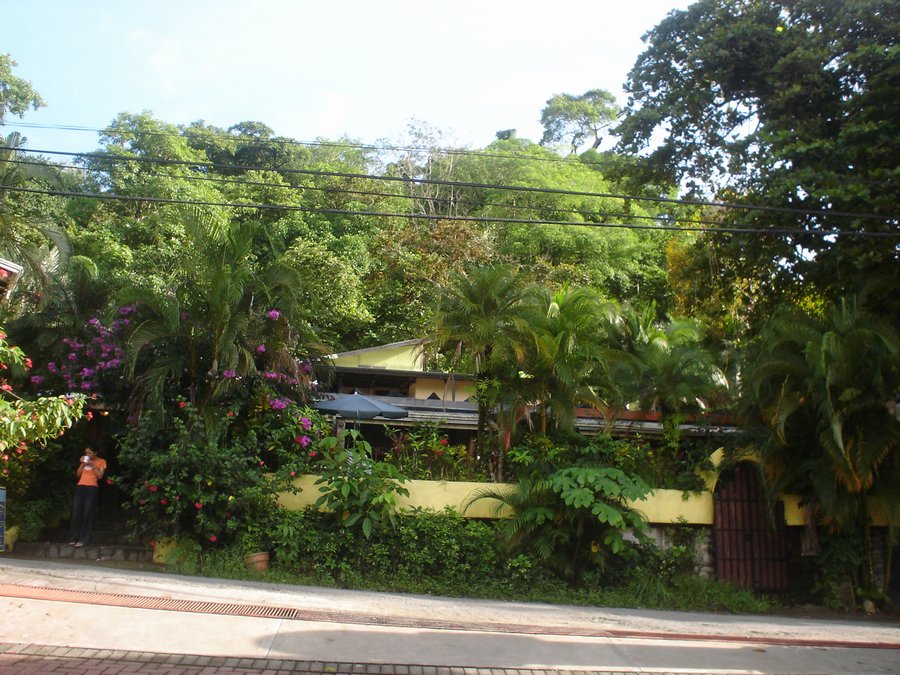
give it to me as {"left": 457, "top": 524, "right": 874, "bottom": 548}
{"left": 1, "top": 0, "right": 897, "bottom": 609}
{"left": 618, "top": 0, "right": 899, "bottom": 329}
{"left": 171, "top": 507, "right": 769, "bottom": 613}
{"left": 0, "top": 329, "right": 86, "bottom": 502}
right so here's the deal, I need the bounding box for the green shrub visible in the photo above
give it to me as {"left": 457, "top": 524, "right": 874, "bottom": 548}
{"left": 313, "top": 429, "right": 410, "bottom": 539}
{"left": 116, "top": 403, "right": 297, "bottom": 547}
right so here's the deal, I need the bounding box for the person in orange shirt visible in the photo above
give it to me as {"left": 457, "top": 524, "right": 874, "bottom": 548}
{"left": 68, "top": 447, "right": 107, "bottom": 547}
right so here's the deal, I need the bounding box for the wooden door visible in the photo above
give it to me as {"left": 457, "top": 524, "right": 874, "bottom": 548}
{"left": 713, "top": 462, "right": 788, "bottom": 591}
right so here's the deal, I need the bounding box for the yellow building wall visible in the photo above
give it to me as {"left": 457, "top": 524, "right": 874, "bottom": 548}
{"left": 409, "top": 377, "right": 474, "bottom": 402}
{"left": 332, "top": 343, "right": 423, "bottom": 370}
{"left": 277, "top": 476, "right": 892, "bottom": 527}
{"left": 279, "top": 477, "right": 707, "bottom": 524}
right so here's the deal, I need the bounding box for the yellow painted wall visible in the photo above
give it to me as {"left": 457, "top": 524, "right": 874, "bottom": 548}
{"left": 332, "top": 343, "right": 423, "bottom": 370}
{"left": 279, "top": 477, "right": 707, "bottom": 524}
{"left": 409, "top": 377, "right": 474, "bottom": 402}
{"left": 277, "top": 465, "right": 895, "bottom": 527}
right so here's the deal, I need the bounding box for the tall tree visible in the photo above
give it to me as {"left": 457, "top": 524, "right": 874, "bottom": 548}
{"left": 617, "top": 0, "right": 899, "bottom": 316}
{"left": 540, "top": 89, "right": 619, "bottom": 154}
{"left": 0, "top": 54, "right": 44, "bottom": 124}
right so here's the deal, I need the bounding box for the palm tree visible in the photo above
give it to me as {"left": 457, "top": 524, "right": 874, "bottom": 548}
{"left": 124, "top": 206, "right": 325, "bottom": 419}
{"left": 744, "top": 295, "right": 900, "bottom": 588}
{"left": 521, "top": 285, "right": 613, "bottom": 432}
{"left": 0, "top": 132, "right": 73, "bottom": 312}
{"left": 427, "top": 264, "right": 531, "bottom": 471}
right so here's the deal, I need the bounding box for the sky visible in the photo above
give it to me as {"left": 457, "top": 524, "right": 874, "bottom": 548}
{"left": 2, "top": 0, "right": 691, "bottom": 155}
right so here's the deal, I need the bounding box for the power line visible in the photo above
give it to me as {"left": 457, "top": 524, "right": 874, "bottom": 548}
{"left": 15, "top": 147, "right": 896, "bottom": 223}
{"left": 6, "top": 120, "right": 896, "bottom": 192}
{"left": 1, "top": 120, "right": 620, "bottom": 168}
{"left": 0, "top": 156, "right": 755, "bottom": 230}
{"left": 5, "top": 185, "right": 898, "bottom": 238}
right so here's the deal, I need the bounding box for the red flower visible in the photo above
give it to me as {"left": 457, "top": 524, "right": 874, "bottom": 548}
{"left": 309, "top": 450, "right": 316, "bottom": 457}
{"left": 439, "top": 438, "right": 449, "bottom": 445}
{"left": 160, "top": 498, "right": 168, "bottom": 505}
{"left": 227, "top": 411, "right": 234, "bottom": 417}
{"left": 209, "top": 534, "right": 217, "bottom": 543}
{"left": 85, "top": 411, "right": 93, "bottom": 421}
{"left": 149, "top": 540, "right": 156, "bottom": 548}
{"left": 289, "top": 471, "right": 296, "bottom": 477}
{"left": 178, "top": 401, "right": 187, "bottom": 408}
{"left": 106, "top": 478, "right": 113, "bottom": 486}
{"left": 194, "top": 502, "right": 202, "bottom": 509}
{"left": 150, "top": 485, "right": 158, "bottom": 492}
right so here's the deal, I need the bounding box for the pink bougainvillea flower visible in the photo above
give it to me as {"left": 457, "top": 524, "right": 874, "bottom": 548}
{"left": 223, "top": 369, "right": 237, "bottom": 379}
{"left": 266, "top": 309, "right": 281, "bottom": 320}
{"left": 298, "top": 435, "right": 311, "bottom": 448}
{"left": 269, "top": 398, "right": 287, "bottom": 410}
{"left": 256, "top": 344, "right": 266, "bottom": 353}
{"left": 300, "top": 417, "right": 312, "bottom": 431}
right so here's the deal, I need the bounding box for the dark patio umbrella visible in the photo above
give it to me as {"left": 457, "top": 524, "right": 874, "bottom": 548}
{"left": 312, "top": 392, "right": 408, "bottom": 421}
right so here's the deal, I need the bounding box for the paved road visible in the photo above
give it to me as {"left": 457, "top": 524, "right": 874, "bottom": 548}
{"left": 0, "top": 558, "right": 897, "bottom": 674}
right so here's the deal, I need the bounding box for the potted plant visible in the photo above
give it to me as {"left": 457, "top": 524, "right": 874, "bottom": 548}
{"left": 237, "top": 520, "right": 273, "bottom": 571}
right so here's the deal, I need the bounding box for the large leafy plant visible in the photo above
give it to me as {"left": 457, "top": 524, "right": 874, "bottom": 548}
{"left": 314, "top": 429, "right": 410, "bottom": 538}
{"left": 471, "top": 433, "right": 650, "bottom": 582}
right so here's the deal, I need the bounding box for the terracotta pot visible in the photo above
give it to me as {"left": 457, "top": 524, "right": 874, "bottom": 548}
{"left": 243, "top": 551, "right": 270, "bottom": 571}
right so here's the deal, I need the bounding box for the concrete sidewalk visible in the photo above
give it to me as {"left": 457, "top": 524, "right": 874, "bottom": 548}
{"left": 1, "top": 558, "right": 898, "bottom": 674}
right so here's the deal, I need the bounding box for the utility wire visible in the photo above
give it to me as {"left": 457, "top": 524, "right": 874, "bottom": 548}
{"left": 0, "top": 156, "right": 754, "bottom": 229}
{"left": 6, "top": 185, "right": 899, "bottom": 238}
{"left": 16, "top": 147, "right": 896, "bottom": 223}
{"left": 6, "top": 120, "right": 896, "bottom": 191}
{"left": 1, "top": 120, "right": 622, "bottom": 168}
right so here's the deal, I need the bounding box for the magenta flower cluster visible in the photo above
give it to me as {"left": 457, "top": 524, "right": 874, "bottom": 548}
{"left": 40, "top": 309, "right": 132, "bottom": 393}
{"left": 261, "top": 371, "right": 300, "bottom": 385}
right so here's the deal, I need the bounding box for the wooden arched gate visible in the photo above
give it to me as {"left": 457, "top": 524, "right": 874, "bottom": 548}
{"left": 713, "top": 462, "right": 789, "bottom": 591}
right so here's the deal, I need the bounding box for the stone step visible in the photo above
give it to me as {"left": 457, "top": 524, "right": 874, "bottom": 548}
{"left": 42, "top": 527, "right": 133, "bottom": 547}
{"left": 10, "top": 541, "right": 154, "bottom": 563}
